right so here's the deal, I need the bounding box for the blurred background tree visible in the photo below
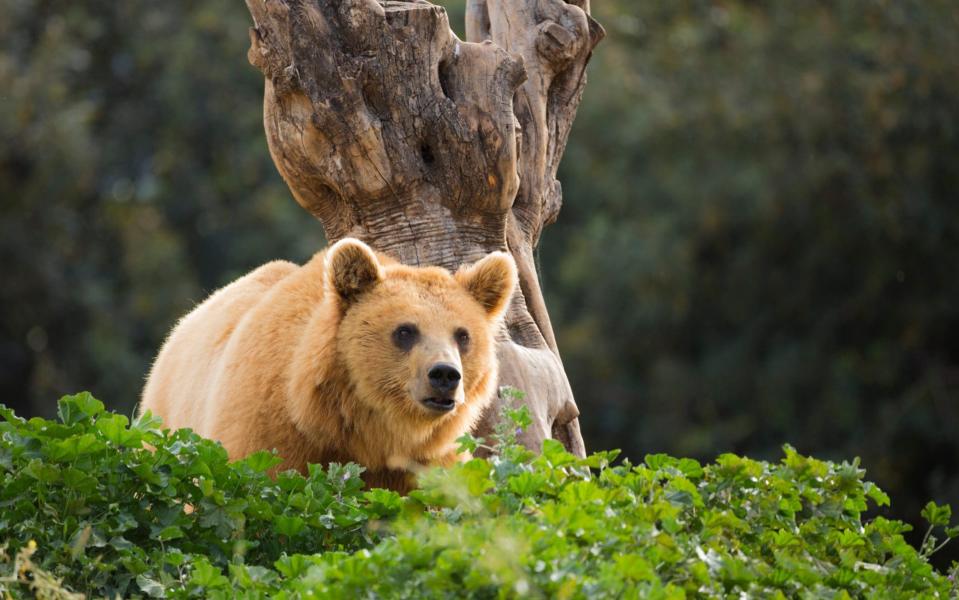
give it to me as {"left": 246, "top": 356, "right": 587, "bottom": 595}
{"left": 0, "top": 0, "right": 323, "bottom": 416}
{"left": 2, "top": 0, "right": 957, "bottom": 564}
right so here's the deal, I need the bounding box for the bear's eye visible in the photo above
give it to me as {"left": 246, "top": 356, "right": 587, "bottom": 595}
{"left": 392, "top": 323, "right": 420, "bottom": 351}
{"left": 454, "top": 328, "right": 470, "bottom": 353}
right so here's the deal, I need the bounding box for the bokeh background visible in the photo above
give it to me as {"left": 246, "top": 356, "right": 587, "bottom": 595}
{"left": 2, "top": 0, "right": 957, "bottom": 564}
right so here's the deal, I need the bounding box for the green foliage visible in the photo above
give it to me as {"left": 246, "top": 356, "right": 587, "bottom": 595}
{"left": 2, "top": 394, "right": 957, "bottom": 598}
{"left": 0, "top": 394, "right": 398, "bottom": 597}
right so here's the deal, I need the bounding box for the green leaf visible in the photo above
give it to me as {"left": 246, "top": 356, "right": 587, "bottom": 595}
{"left": 666, "top": 476, "right": 703, "bottom": 508}
{"left": 0, "top": 404, "right": 24, "bottom": 424}
{"left": 109, "top": 536, "right": 134, "bottom": 551}
{"left": 47, "top": 433, "right": 103, "bottom": 461}
{"left": 190, "top": 558, "right": 230, "bottom": 589}
{"left": 63, "top": 467, "right": 98, "bottom": 494}
{"left": 230, "top": 564, "right": 279, "bottom": 587}
{"left": 582, "top": 449, "right": 621, "bottom": 469}
{"left": 23, "top": 458, "right": 60, "bottom": 483}
{"left": 645, "top": 453, "right": 676, "bottom": 470}
{"left": 613, "top": 553, "right": 656, "bottom": 582}
{"left": 133, "top": 409, "right": 164, "bottom": 432}
{"left": 57, "top": 392, "right": 105, "bottom": 425}
{"left": 864, "top": 482, "right": 891, "bottom": 507}
{"left": 542, "top": 438, "right": 574, "bottom": 466}
{"left": 677, "top": 458, "right": 704, "bottom": 479}
{"left": 502, "top": 404, "right": 532, "bottom": 429}
{"left": 137, "top": 574, "right": 167, "bottom": 598}
{"left": 274, "top": 515, "right": 305, "bottom": 537}
{"left": 498, "top": 386, "right": 527, "bottom": 403}
{"left": 274, "top": 554, "right": 317, "bottom": 579}
{"left": 364, "top": 488, "right": 403, "bottom": 515}
{"left": 96, "top": 412, "right": 139, "bottom": 446}
{"left": 237, "top": 450, "right": 283, "bottom": 473}
{"left": 456, "top": 432, "right": 482, "bottom": 454}
{"left": 508, "top": 471, "right": 548, "bottom": 497}
{"left": 837, "top": 529, "right": 866, "bottom": 548}
{"left": 155, "top": 526, "right": 185, "bottom": 542}
{"left": 921, "top": 501, "right": 952, "bottom": 527}
{"left": 130, "top": 461, "right": 166, "bottom": 486}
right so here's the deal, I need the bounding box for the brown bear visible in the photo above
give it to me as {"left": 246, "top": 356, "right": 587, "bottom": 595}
{"left": 139, "top": 238, "right": 516, "bottom": 492}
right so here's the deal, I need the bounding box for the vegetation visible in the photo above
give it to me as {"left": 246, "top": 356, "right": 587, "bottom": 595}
{"left": 1, "top": 393, "right": 956, "bottom": 598}
{"left": 2, "top": 0, "right": 958, "bottom": 570}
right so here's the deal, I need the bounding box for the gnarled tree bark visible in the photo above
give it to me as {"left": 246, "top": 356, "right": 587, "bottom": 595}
{"left": 244, "top": 0, "right": 603, "bottom": 456}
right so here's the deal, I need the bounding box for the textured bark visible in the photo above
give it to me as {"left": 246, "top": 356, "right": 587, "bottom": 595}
{"left": 245, "top": 0, "right": 603, "bottom": 456}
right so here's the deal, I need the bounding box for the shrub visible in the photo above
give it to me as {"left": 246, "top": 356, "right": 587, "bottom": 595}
{"left": 1, "top": 393, "right": 956, "bottom": 598}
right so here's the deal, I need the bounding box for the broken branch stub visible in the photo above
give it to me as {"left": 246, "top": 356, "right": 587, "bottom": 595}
{"left": 245, "top": 0, "right": 603, "bottom": 457}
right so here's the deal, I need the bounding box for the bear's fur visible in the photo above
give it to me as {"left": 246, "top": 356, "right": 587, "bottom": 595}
{"left": 140, "top": 239, "right": 516, "bottom": 492}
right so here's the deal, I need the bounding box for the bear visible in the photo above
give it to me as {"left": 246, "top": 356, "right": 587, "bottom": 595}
{"left": 139, "top": 238, "right": 516, "bottom": 492}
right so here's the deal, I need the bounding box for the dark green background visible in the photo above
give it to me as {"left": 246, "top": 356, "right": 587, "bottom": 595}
{"left": 2, "top": 0, "right": 956, "bottom": 564}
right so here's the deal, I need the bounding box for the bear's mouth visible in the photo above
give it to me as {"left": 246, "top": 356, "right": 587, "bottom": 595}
{"left": 421, "top": 397, "right": 456, "bottom": 413}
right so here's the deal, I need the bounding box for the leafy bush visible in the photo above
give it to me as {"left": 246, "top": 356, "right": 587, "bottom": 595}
{"left": 0, "top": 393, "right": 395, "bottom": 597}
{"left": 1, "top": 393, "right": 956, "bottom": 598}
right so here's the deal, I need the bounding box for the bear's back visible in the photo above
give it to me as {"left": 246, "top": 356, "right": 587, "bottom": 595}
{"left": 140, "top": 260, "right": 299, "bottom": 434}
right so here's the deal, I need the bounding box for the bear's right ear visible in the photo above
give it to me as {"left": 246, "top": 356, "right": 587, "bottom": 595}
{"left": 325, "top": 238, "right": 383, "bottom": 305}
{"left": 455, "top": 251, "right": 517, "bottom": 320}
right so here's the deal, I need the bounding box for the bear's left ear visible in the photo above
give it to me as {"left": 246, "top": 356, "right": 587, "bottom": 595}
{"left": 455, "top": 251, "right": 517, "bottom": 320}
{"left": 325, "top": 238, "right": 383, "bottom": 305}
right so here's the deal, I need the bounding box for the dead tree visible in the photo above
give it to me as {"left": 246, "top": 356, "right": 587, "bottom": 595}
{"left": 244, "top": 0, "right": 604, "bottom": 455}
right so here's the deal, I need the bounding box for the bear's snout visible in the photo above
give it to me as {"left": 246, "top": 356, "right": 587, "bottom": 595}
{"left": 419, "top": 362, "right": 461, "bottom": 413}
{"left": 427, "top": 363, "right": 461, "bottom": 395}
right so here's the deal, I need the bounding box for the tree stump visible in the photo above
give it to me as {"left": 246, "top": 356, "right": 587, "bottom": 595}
{"left": 244, "top": 0, "right": 603, "bottom": 456}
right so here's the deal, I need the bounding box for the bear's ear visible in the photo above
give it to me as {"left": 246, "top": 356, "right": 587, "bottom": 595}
{"left": 325, "top": 238, "right": 383, "bottom": 305}
{"left": 455, "top": 251, "right": 517, "bottom": 320}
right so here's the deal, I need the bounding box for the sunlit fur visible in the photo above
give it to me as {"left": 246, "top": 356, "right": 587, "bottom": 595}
{"left": 140, "top": 239, "right": 516, "bottom": 492}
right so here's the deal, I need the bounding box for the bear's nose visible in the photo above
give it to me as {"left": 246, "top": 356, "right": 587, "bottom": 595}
{"left": 428, "top": 363, "right": 461, "bottom": 394}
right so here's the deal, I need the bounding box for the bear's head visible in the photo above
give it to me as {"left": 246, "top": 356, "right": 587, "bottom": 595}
{"left": 322, "top": 238, "right": 516, "bottom": 435}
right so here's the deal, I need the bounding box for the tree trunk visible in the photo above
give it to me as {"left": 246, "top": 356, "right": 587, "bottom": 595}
{"left": 244, "top": 0, "right": 603, "bottom": 456}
